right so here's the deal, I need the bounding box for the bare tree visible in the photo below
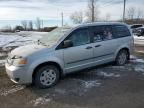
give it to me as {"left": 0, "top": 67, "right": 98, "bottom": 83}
{"left": 137, "top": 8, "right": 143, "bottom": 19}
{"left": 104, "top": 13, "right": 111, "bottom": 21}
{"left": 35, "top": 17, "right": 42, "bottom": 30}
{"left": 70, "top": 11, "right": 83, "bottom": 24}
{"left": 21, "top": 20, "right": 27, "bottom": 30}
{"left": 1, "top": 25, "right": 12, "bottom": 32}
{"left": 127, "top": 7, "right": 136, "bottom": 20}
{"left": 28, "top": 21, "right": 33, "bottom": 31}
{"left": 86, "top": 0, "right": 100, "bottom": 22}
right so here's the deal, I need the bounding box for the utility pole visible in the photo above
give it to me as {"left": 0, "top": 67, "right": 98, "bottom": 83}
{"left": 61, "top": 12, "right": 64, "bottom": 26}
{"left": 92, "top": 0, "right": 95, "bottom": 22}
{"left": 123, "top": 0, "right": 126, "bottom": 22}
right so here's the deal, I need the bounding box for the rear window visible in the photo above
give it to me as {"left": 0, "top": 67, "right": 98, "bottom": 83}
{"left": 113, "top": 25, "right": 131, "bottom": 38}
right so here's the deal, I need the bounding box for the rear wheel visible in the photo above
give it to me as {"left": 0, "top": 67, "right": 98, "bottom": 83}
{"left": 116, "top": 50, "right": 129, "bottom": 65}
{"left": 34, "top": 65, "right": 60, "bottom": 89}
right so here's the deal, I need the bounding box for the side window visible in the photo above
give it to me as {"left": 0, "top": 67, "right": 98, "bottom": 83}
{"left": 68, "top": 29, "right": 90, "bottom": 47}
{"left": 91, "top": 26, "right": 113, "bottom": 43}
{"left": 103, "top": 26, "right": 113, "bottom": 40}
{"left": 91, "top": 26, "right": 104, "bottom": 42}
{"left": 113, "top": 25, "right": 131, "bottom": 38}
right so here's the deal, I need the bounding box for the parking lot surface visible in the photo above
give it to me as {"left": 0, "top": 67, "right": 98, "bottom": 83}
{"left": 0, "top": 54, "right": 144, "bottom": 108}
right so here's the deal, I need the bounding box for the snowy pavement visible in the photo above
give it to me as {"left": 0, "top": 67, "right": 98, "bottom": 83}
{"left": 0, "top": 31, "right": 48, "bottom": 50}
{"left": 0, "top": 54, "right": 144, "bottom": 108}
{"left": 0, "top": 31, "right": 48, "bottom": 66}
{"left": 0, "top": 60, "right": 5, "bottom": 67}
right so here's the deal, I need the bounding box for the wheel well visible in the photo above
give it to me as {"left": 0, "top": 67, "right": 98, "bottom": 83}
{"left": 118, "top": 48, "right": 130, "bottom": 59}
{"left": 32, "top": 62, "right": 63, "bottom": 81}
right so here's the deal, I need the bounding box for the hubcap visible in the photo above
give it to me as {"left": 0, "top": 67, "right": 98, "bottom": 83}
{"left": 40, "top": 69, "right": 56, "bottom": 86}
{"left": 118, "top": 52, "right": 127, "bottom": 65}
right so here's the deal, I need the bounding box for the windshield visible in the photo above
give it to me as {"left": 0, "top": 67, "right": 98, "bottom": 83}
{"left": 39, "top": 27, "right": 72, "bottom": 46}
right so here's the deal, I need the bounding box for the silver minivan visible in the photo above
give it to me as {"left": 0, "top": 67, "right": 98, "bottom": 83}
{"left": 5, "top": 22, "right": 134, "bottom": 88}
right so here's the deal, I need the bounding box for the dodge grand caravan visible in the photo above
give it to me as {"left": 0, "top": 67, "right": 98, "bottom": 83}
{"left": 5, "top": 22, "right": 134, "bottom": 88}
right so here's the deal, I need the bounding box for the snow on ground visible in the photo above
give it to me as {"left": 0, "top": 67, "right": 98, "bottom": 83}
{"left": 0, "top": 31, "right": 48, "bottom": 50}
{"left": 30, "top": 72, "right": 121, "bottom": 106}
{"left": 31, "top": 94, "right": 51, "bottom": 107}
{"left": 71, "top": 78, "right": 101, "bottom": 89}
{"left": 0, "top": 85, "right": 25, "bottom": 96}
{"left": 0, "top": 31, "right": 48, "bottom": 60}
{"left": 134, "top": 65, "right": 144, "bottom": 72}
{"left": 18, "top": 31, "right": 48, "bottom": 42}
{"left": 130, "top": 55, "right": 144, "bottom": 63}
{"left": 31, "top": 79, "right": 101, "bottom": 106}
{"left": 84, "top": 80, "right": 101, "bottom": 89}
{"left": 0, "top": 53, "right": 6, "bottom": 57}
{"left": 129, "top": 55, "right": 144, "bottom": 74}
{"left": 53, "top": 79, "right": 101, "bottom": 97}
{"left": 96, "top": 71, "right": 121, "bottom": 78}
{"left": 0, "top": 35, "right": 20, "bottom": 47}
{"left": 133, "top": 59, "right": 144, "bottom": 63}
{"left": 130, "top": 55, "right": 137, "bottom": 59}
{"left": 0, "top": 60, "right": 5, "bottom": 67}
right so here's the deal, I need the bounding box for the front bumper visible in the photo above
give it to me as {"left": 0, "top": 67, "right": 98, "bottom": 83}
{"left": 5, "top": 63, "right": 31, "bottom": 84}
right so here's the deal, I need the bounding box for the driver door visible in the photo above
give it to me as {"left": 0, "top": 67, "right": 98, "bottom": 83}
{"left": 63, "top": 28, "right": 94, "bottom": 73}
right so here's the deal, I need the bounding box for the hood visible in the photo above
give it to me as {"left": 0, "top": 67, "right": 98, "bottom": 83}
{"left": 11, "top": 44, "right": 50, "bottom": 57}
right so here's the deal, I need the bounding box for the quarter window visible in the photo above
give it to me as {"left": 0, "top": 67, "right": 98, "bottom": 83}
{"left": 68, "top": 29, "right": 90, "bottom": 47}
{"left": 113, "top": 25, "right": 131, "bottom": 38}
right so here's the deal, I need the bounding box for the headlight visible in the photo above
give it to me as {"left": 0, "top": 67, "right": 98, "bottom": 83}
{"left": 12, "top": 56, "right": 27, "bottom": 66}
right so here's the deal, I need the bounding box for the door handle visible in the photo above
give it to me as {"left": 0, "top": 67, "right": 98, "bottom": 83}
{"left": 86, "top": 46, "right": 93, "bottom": 49}
{"left": 95, "top": 45, "right": 101, "bottom": 48}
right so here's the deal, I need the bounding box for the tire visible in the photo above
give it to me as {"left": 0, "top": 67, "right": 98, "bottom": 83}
{"left": 115, "top": 50, "right": 129, "bottom": 65}
{"left": 34, "top": 65, "right": 60, "bottom": 89}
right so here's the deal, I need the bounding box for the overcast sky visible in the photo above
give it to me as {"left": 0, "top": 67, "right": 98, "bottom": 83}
{"left": 0, "top": 0, "right": 144, "bottom": 26}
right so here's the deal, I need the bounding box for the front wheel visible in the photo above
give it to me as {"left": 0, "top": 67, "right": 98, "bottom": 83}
{"left": 115, "top": 50, "right": 129, "bottom": 65}
{"left": 34, "top": 65, "right": 60, "bottom": 89}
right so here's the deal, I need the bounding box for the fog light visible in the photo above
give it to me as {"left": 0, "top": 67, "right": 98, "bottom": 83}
{"left": 18, "top": 59, "right": 27, "bottom": 65}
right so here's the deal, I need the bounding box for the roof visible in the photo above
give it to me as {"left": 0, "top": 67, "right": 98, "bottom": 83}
{"left": 76, "top": 22, "right": 127, "bottom": 28}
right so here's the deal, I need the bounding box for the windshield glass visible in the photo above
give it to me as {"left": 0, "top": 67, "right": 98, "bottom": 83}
{"left": 40, "top": 27, "right": 72, "bottom": 46}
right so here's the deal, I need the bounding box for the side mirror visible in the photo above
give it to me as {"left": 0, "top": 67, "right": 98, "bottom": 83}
{"left": 63, "top": 40, "right": 73, "bottom": 48}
